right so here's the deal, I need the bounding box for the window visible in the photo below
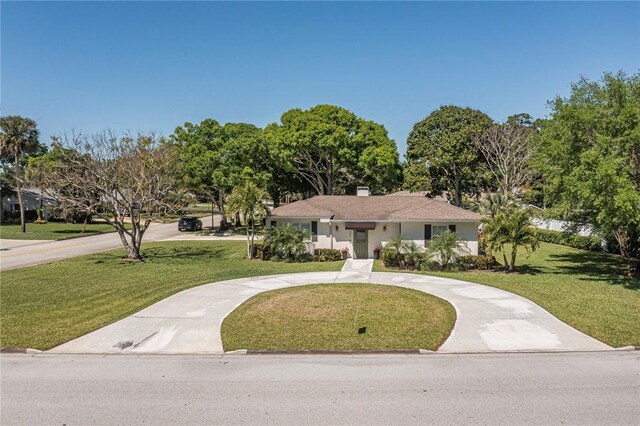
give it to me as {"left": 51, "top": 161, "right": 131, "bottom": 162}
{"left": 290, "top": 222, "right": 312, "bottom": 233}
{"left": 288, "top": 222, "right": 315, "bottom": 241}
{"left": 432, "top": 225, "right": 448, "bottom": 237}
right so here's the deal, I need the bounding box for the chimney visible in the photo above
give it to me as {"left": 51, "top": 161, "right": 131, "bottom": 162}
{"left": 357, "top": 186, "right": 370, "bottom": 196}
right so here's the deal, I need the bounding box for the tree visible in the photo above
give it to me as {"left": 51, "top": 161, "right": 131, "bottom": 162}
{"left": 226, "top": 181, "right": 270, "bottom": 259}
{"left": 264, "top": 224, "right": 309, "bottom": 262}
{"left": 482, "top": 208, "right": 539, "bottom": 273}
{"left": 427, "top": 230, "right": 467, "bottom": 270}
{"left": 265, "top": 105, "right": 401, "bottom": 195}
{"left": 474, "top": 121, "right": 537, "bottom": 196}
{"left": 405, "top": 106, "right": 494, "bottom": 206}
{"left": 0, "top": 116, "right": 40, "bottom": 233}
{"left": 171, "top": 120, "right": 269, "bottom": 229}
{"left": 35, "top": 133, "right": 182, "bottom": 260}
{"left": 536, "top": 71, "right": 640, "bottom": 257}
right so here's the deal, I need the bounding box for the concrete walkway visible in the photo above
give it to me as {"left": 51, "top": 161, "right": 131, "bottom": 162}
{"left": 49, "top": 268, "right": 611, "bottom": 354}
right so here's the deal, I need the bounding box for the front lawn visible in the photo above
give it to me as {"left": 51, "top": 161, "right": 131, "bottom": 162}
{"left": 0, "top": 241, "right": 343, "bottom": 350}
{"left": 0, "top": 222, "right": 117, "bottom": 240}
{"left": 222, "top": 283, "right": 455, "bottom": 351}
{"left": 375, "top": 242, "right": 640, "bottom": 347}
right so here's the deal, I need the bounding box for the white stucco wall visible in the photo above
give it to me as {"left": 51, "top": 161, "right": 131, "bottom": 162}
{"left": 272, "top": 219, "right": 478, "bottom": 258}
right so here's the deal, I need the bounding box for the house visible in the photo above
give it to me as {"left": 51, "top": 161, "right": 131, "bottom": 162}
{"left": 269, "top": 187, "right": 481, "bottom": 259}
{"left": 1, "top": 188, "right": 56, "bottom": 223}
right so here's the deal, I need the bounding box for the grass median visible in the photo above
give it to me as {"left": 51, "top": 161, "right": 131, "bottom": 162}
{"left": 0, "top": 241, "right": 343, "bottom": 350}
{"left": 222, "top": 283, "right": 455, "bottom": 352}
{"left": 374, "top": 242, "right": 640, "bottom": 347}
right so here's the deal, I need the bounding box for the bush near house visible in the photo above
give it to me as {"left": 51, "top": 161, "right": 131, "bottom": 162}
{"left": 536, "top": 229, "right": 603, "bottom": 252}
{"left": 314, "top": 248, "right": 343, "bottom": 262}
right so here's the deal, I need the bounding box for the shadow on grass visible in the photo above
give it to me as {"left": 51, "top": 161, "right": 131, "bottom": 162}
{"left": 548, "top": 251, "right": 640, "bottom": 290}
{"left": 142, "top": 245, "right": 229, "bottom": 262}
{"left": 510, "top": 264, "right": 544, "bottom": 275}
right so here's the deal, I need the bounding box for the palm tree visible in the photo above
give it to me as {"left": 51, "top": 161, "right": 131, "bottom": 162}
{"left": 264, "top": 224, "right": 309, "bottom": 262}
{"left": 0, "top": 116, "right": 40, "bottom": 233}
{"left": 427, "top": 230, "right": 467, "bottom": 270}
{"left": 382, "top": 234, "right": 410, "bottom": 266}
{"left": 403, "top": 240, "right": 424, "bottom": 269}
{"left": 482, "top": 208, "right": 539, "bottom": 273}
{"left": 226, "top": 181, "right": 270, "bottom": 259}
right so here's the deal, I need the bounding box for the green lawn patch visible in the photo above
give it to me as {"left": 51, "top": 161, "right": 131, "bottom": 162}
{"left": 0, "top": 241, "right": 343, "bottom": 350}
{"left": 0, "top": 222, "right": 118, "bottom": 240}
{"left": 374, "top": 242, "right": 640, "bottom": 347}
{"left": 221, "top": 283, "right": 456, "bottom": 352}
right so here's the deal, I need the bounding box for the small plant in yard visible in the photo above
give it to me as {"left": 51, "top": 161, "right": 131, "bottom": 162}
{"left": 426, "top": 230, "right": 468, "bottom": 270}
{"left": 264, "top": 224, "right": 311, "bottom": 262}
{"left": 341, "top": 246, "right": 350, "bottom": 259}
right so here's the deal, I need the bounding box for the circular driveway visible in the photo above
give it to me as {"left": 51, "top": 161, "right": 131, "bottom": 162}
{"left": 49, "top": 267, "right": 611, "bottom": 354}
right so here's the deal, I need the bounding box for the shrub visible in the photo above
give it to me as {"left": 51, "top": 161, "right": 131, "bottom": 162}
{"left": 443, "top": 263, "right": 466, "bottom": 272}
{"left": 420, "top": 260, "right": 441, "bottom": 271}
{"left": 264, "top": 224, "right": 310, "bottom": 262}
{"left": 252, "top": 243, "right": 271, "bottom": 260}
{"left": 458, "top": 255, "right": 497, "bottom": 270}
{"left": 381, "top": 249, "right": 403, "bottom": 268}
{"left": 536, "top": 229, "right": 603, "bottom": 252}
{"left": 313, "top": 248, "right": 342, "bottom": 262}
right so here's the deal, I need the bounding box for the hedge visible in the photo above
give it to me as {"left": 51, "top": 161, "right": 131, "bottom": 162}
{"left": 535, "top": 229, "right": 603, "bottom": 252}
{"left": 313, "top": 248, "right": 343, "bottom": 262}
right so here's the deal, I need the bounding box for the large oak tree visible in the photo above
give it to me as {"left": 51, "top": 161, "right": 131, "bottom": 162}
{"left": 536, "top": 71, "right": 640, "bottom": 258}
{"left": 405, "top": 106, "right": 493, "bottom": 206}
{"left": 265, "top": 105, "right": 401, "bottom": 195}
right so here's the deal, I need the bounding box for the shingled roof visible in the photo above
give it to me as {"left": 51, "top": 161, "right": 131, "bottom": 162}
{"left": 270, "top": 196, "right": 480, "bottom": 222}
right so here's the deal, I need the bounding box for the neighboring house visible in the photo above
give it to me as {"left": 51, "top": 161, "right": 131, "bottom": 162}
{"left": 269, "top": 187, "right": 480, "bottom": 259}
{"left": 1, "top": 188, "right": 56, "bottom": 223}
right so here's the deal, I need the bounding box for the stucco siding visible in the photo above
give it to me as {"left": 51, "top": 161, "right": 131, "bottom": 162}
{"left": 272, "top": 219, "right": 478, "bottom": 258}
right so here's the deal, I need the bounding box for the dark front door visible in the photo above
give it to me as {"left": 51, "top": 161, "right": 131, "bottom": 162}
{"left": 354, "top": 230, "right": 368, "bottom": 259}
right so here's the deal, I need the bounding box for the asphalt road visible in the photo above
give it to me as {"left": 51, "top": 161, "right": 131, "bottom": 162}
{"left": 2, "top": 351, "right": 638, "bottom": 425}
{"left": 0, "top": 216, "right": 215, "bottom": 271}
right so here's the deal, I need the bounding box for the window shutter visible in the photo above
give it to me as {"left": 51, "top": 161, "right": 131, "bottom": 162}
{"left": 424, "top": 224, "right": 432, "bottom": 242}
{"left": 311, "top": 221, "right": 318, "bottom": 242}
{"left": 449, "top": 224, "right": 457, "bottom": 233}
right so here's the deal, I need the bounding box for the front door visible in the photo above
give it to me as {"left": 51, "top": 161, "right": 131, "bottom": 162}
{"left": 354, "top": 230, "right": 368, "bottom": 259}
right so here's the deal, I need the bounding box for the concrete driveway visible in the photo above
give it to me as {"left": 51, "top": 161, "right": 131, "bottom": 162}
{"left": 0, "top": 216, "right": 215, "bottom": 271}
{"left": 50, "top": 261, "right": 610, "bottom": 354}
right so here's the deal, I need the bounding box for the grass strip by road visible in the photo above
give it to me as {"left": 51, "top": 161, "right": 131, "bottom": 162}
{"left": 0, "top": 222, "right": 119, "bottom": 240}
{"left": 222, "top": 283, "right": 455, "bottom": 352}
{"left": 0, "top": 241, "right": 343, "bottom": 350}
{"left": 374, "top": 242, "right": 640, "bottom": 348}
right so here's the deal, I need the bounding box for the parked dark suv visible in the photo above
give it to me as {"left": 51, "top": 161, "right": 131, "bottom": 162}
{"left": 178, "top": 216, "right": 202, "bottom": 232}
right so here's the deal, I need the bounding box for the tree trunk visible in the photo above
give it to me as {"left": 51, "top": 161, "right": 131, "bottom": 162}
{"left": 510, "top": 246, "right": 518, "bottom": 273}
{"left": 14, "top": 149, "right": 26, "bottom": 233}
{"left": 615, "top": 228, "right": 630, "bottom": 258}
{"left": 246, "top": 212, "right": 253, "bottom": 259}
{"left": 502, "top": 253, "right": 510, "bottom": 273}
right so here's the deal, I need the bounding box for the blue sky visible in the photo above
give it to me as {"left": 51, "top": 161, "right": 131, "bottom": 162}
{"left": 2, "top": 1, "right": 638, "bottom": 155}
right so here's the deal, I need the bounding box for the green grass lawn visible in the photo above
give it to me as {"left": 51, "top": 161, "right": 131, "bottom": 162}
{"left": 0, "top": 222, "right": 119, "bottom": 240}
{"left": 375, "top": 242, "right": 640, "bottom": 348}
{"left": 221, "top": 283, "right": 455, "bottom": 352}
{"left": 0, "top": 241, "right": 343, "bottom": 350}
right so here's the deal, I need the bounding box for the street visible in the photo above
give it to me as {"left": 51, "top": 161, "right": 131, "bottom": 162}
{"left": 1, "top": 351, "right": 638, "bottom": 425}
